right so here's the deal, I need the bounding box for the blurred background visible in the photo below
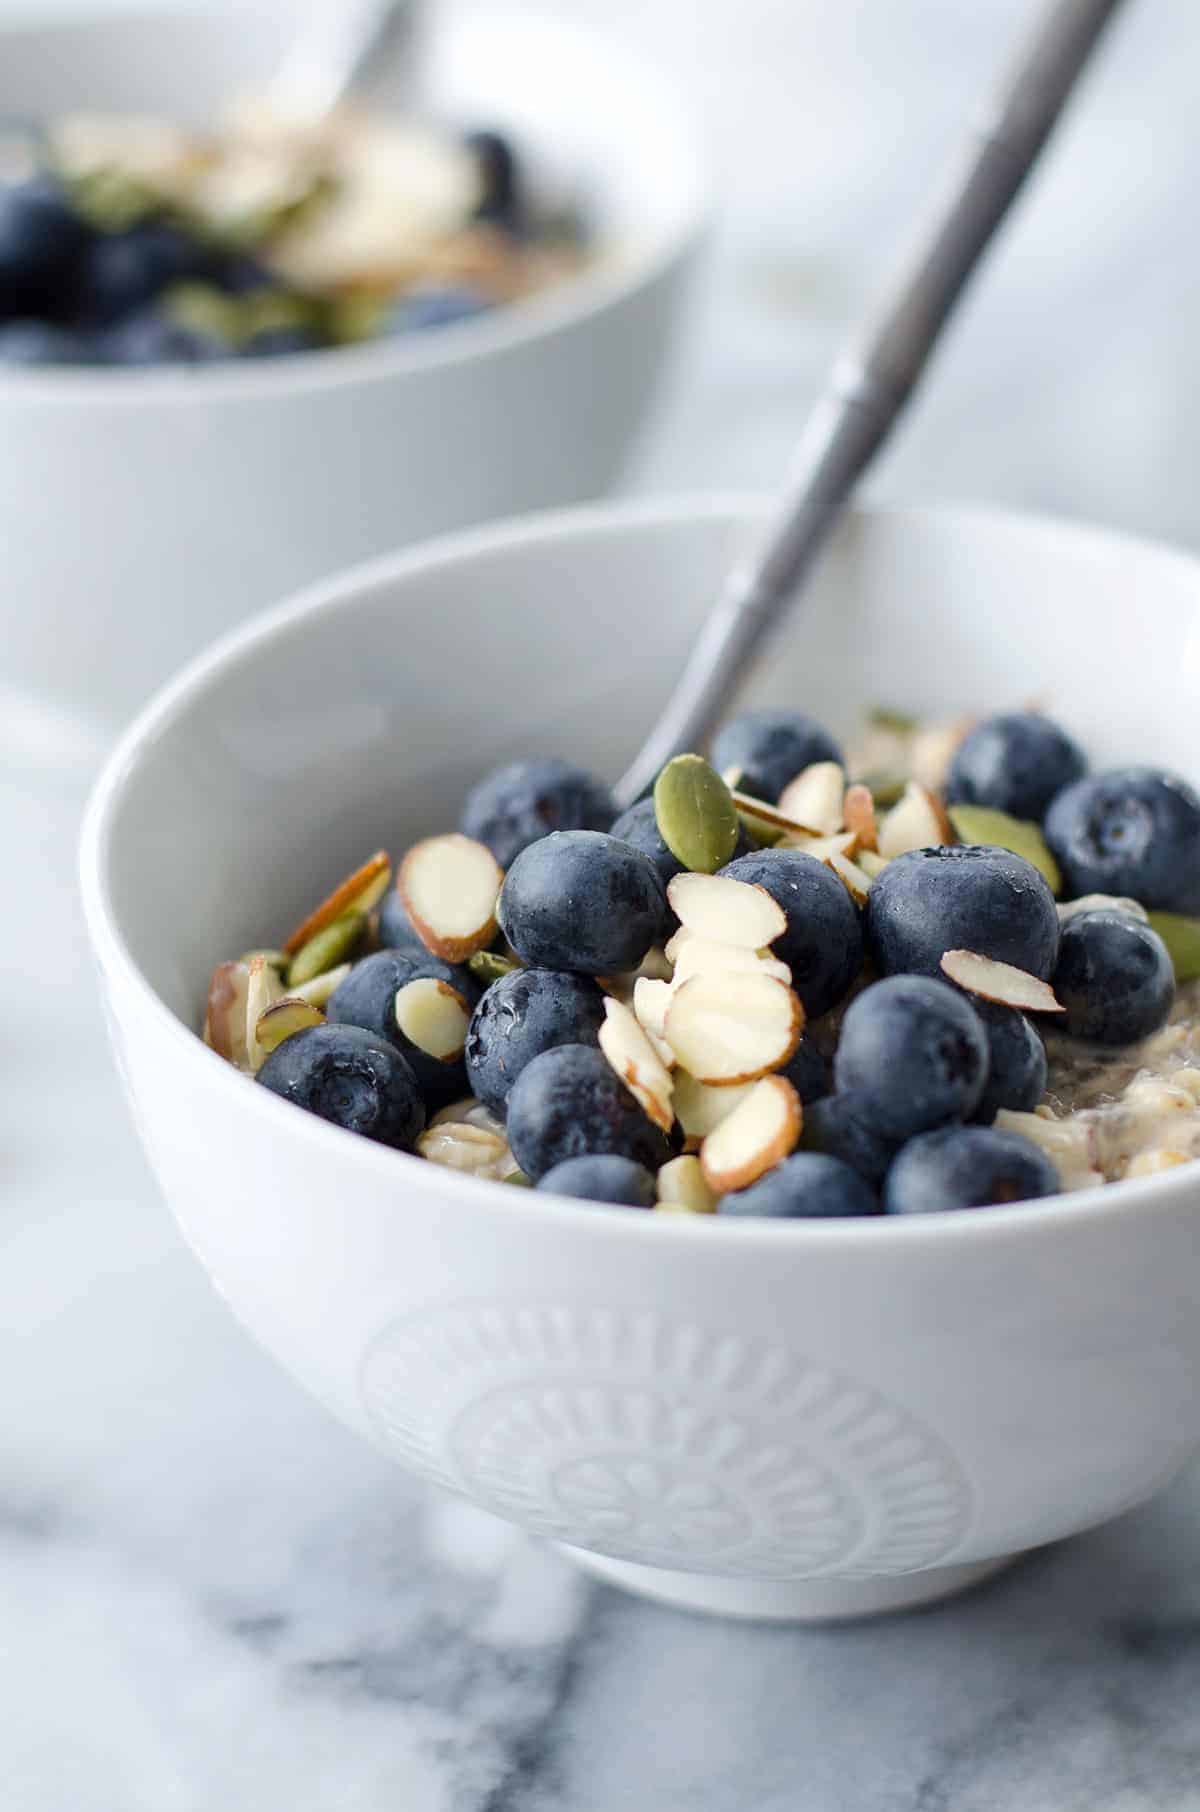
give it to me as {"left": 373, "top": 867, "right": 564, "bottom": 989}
{"left": 4, "top": 2, "right": 1199, "bottom": 1807}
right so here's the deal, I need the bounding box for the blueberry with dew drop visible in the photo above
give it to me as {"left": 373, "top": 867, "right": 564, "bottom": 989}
{"left": 834, "top": 975, "right": 989, "bottom": 1141}
{"left": 327, "top": 948, "right": 480, "bottom": 1109}
{"left": 505, "top": 1043, "right": 671, "bottom": 1181}
{"left": 1051, "top": 909, "right": 1176, "bottom": 1045}
{"left": 536, "top": 1154, "right": 656, "bottom": 1207}
{"left": 461, "top": 758, "right": 615, "bottom": 868}
{"left": 256, "top": 1022, "right": 424, "bottom": 1149}
{"left": 719, "top": 1152, "right": 879, "bottom": 1219}
{"left": 718, "top": 849, "right": 863, "bottom": 1018}
{"left": 945, "top": 712, "right": 1087, "bottom": 823}
{"left": 709, "top": 710, "right": 843, "bottom": 804}
{"left": 465, "top": 967, "right": 607, "bottom": 1115}
{"left": 1044, "top": 768, "right": 1200, "bottom": 915}
{"left": 885, "top": 1125, "right": 1059, "bottom": 1214}
{"left": 376, "top": 887, "right": 430, "bottom": 954}
{"left": 967, "top": 1001, "right": 1047, "bottom": 1122}
{"left": 866, "top": 844, "right": 1061, "bottom": 981}
{"left": 498, "top": 830, "right": 670, "bottom": 975}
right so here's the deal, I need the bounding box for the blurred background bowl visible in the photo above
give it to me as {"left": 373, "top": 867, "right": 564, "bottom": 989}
{"left": 0, "top": 2, "right": 705, "bottom": 731}
{"left": 81, "top": 497, "right": 1200, "bottom": 1621}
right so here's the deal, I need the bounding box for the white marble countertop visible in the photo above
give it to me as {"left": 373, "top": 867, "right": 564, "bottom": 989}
{"left": 5, "top": 1, "right": 1200, "bottom": 1806}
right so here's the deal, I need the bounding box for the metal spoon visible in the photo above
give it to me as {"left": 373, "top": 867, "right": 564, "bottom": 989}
{"left": 616, "top": 0, "right": 1124, "bottom": 808}
{"left": 263, "top": 0, "right": 423, "bottom": 122}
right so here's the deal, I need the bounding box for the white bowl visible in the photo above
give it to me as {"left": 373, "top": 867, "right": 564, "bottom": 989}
{"left": 0, "top": 4, "right": 703, "bottom": 730}
{"left": 80, "top": 499, "right": 1200, "bottom": 1621}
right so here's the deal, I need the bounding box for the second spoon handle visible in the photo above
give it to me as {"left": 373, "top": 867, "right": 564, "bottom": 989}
{"left": 616, "top": 0, "right": 1124, "bottom": 807}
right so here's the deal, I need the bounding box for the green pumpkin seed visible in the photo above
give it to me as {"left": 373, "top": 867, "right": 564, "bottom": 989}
{"left": 868, "top": 706, "right": 919, "bottom": 736}
{"left": 654, "top": 754, "right": 739, "bottom": 873}
{"left": 468, "top": 950, "right": 519, "bottom": 985}
{"left": 1147, "top": 912, "right": 1200, "bottom": 983}
{"left": 947, "top": 804, "right": 1062, "bottom": 893}
{"left": 503, "top": 1170, "right": 532, "bottom": 1187}
{"left": 255, "top": 997, "right": 325, "bottom": 1055}
{"left": 287, "top": 910, "right": 366, "bottom": 988}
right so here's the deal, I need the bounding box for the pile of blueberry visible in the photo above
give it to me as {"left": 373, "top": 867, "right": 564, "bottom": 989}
{"left": 205, "top": 706, "right": 1200, "bottom": 1219}
{"left": 0, "top": 128, "right": 529, "bottom": 367}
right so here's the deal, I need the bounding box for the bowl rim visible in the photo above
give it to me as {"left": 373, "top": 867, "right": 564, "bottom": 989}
{"left": 79, "top": 492, "right": 1200, "bottom": 1251}
{"left": 0, "top": 2, "right": 709, "bottom": 405}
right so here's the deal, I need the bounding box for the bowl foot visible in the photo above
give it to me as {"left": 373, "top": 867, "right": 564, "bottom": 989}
{"left": 558, "top": 1547, "right": 1018, "bottom": 1622}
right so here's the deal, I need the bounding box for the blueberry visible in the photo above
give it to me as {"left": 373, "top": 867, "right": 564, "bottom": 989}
{"left": 609, "top": 795, "right": 752, "bottom": 892}
{"left": 0, "top": 319, "right": 93, "bottom": 364}
{"left": 103, "top": 305, "right": 229, "bottom": 365}
{"left": 945, "top": 713, "right": 1087, "bottom": 823}
{"left": 375, "top": 888, "right": 429, "bottom": 953}
{"left": 834, "top": 975, "right": 988, "bottom": 1140}
{"left": 1051, "top": 909, "right": 1175, "bottom": 1045}
{"left": 212, "top": 253, "right": 276, "bottom": 295}
{"left": 327, "top": 949, "right": 480, "bottom": 1109}
{"left": 719, "top": 1152, "right": 878, "bottom": 1219}
{"left": 718, "top": 850, "right": 863, "bottom": 1017}
{"left": 465, "top": 128, "right": 524, "bottom": 231}
{"left": 498, "top": 830, "right": 669, "bottom": 975}
{"left": 969, "top": 1002, "right": 1047, "bottom": 1122}
{"left": 77, "top": 222, "right": 205, "bottom": 324}
{"left": 0, "top": 175, "right": 91, "bottom": 315}
{"left": 464, "top": 967, "right": 607, "bottom": 1115}
{"left": 505, "top": 1043, "right": 671, "bottom": 1180}
{"left": 1044, "top": 768, "right": 1200, "bottom": 914}
{"left": 867, "top": 845, "right": 1060, "bottom": 980}
{"left": 256, "top": 1022, "right": 424, "bottom": 1149}
{"left": 536, "top": 1154, "right": 656, "bottom": 1207}
{"left": 799, "top": 1091, "right": 898, "bottom": 1187}
{"left": 709, "top": 710, "right": 843, "bottom": 804}
{"left": 885, "top": 1126, "right": 1059, "bottom": 1213}
{"left": 778, "top": 1033, "right": 832, "bottom": 1106}
{"left": 461, "top": 758, "right": 615, "bottom": 868}
{"left": 387, "top": 284, "right": 493, "bottom": 333}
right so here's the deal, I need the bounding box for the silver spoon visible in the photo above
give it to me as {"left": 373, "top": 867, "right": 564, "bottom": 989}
{"left": 264, "top": 0, "right": 423, "bottom": 122}
{"left": 616, "top": 0, "right": 1124, "bottom": 808}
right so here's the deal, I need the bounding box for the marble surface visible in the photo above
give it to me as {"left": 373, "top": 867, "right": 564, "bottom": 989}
{"left": 5, "top": 1, "right": 1200, "bottom": 1806}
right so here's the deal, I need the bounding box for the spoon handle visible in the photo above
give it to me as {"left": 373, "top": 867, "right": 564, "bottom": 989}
{"left": 266, "top": 0, "right": 422, "bottom": 121}
{"left": 616, "top": 0, "right": 1124, "bottom": 807}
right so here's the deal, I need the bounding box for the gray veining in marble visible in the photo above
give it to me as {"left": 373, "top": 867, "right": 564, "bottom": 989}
{"left": 4, "top": 0, "right": 1200, "bottom": 1806}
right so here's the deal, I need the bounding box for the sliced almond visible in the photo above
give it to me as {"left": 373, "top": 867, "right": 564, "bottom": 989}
{"left": 204, "top": 959, "right": 251, "bottom": 1067}
{"left": 843, "top": 784, "right": 879, "bottom": 852}
{"left": 598, "top": 997, "right": 675, "bottom": 1132}
{"left": 857, "top": 849, "right": 890, "bottom": 880}
{"left": 664, "top": 970, "right": 802, "bottom": 1085}
{"left": 910, "top": 716, "right": 974, "bottom": 792}
{"left": 729, "top": 790, "right": 823, "bottom": 838}
{"left": 673, "top": 1072, "right": 755, "bottom": 1143}
{"left": 399, "top": 832, "right": 503, "bottom": 962}
{"left": 1057, "top": 894, "right": 1149, "bottom": 925}
{"left": 656, "top": 1154, "right": 718, "bottom": 1214}
{"left": 668, "top": 932, "right": 791, "bottom": 988}
{"left": 283, "top": 851, "right": 391, "bottom": 957}
{"left": 245, "top": 954, "right": 286, "bottom": 1072}
{"left": 878, "top": 782, "right": 955, "bottom": 859}
{"left": 700, "top": 1076, "right": 801, "bottom": 1193}
{"left": 255, "top": 996, "right": 325, "bottom": 1055}
{"left": 632, "top": 977, "right": 677, "bottom": 1069}
{"left": 777, "top": 829, "right": 861, "bottom": 861}
{"left": 827, "top": 851, "right": 875, "bottom": 906}
{"left": 940, "top": 949, "right": 1064, "bottom": 1014}
{"left": 395, "top": 976, "right": 472, "bottom": 1060}
{"left": 666, "top": 871, "right": 787, "bottom": 949}
{"left": 291, "top": 961, "right": 352, "bottom": 1009}
{"left": 777, "top": 762, "right": 846, "bottom": 836}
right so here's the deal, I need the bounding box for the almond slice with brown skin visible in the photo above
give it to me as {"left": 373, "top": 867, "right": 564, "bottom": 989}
{"left": 632, "top": 977, "right": 677, "bottom": 1069}
{"left": 399, "top": 833, "right": 503, "bottom": 962}
{"left": 655, "top": 1154, "right": 718, "bottom": 1214}
{"left": 843, "top": 783, "right": 879, "bottom": 852}
{"left": 777, "top": 829, "right": 861, "bottom": 860}
{"left": 668, "top": 933, "right": 792, "bottom": 988}
{"left": 254, "top": 996, "right": 325, "bottom": 1055}
{"left": 878, "top": 782, "right": 956, "bottom": 858}
{"left": 394, "top": 976, "right": 473, "bottom": 1059}
{"left": 283, "top": 851, "right": 391, "bottom": 957}
{"left": 673, "top": 1072, "right": 755, "bottom": 1143}
{"left": 664, "top": 970, "right": 802, "bottom": 1085}
{"left": 598, "top": 997, "right": 674, "bottom": 1131}
{"left": 701, "top": 1075, "right": 802, "bottom": 1193}
{"left": 245, "top": 954, "right": 286, "bottom": 1072}
{"left": 729, "top": 790, "right": 824, "bottom": 838}
{"left": 826, "top": 850, "right": 875, "bottom": 906}
{"left": 857, "top": 849, "right": 890, "bottom": 879}
{"left": 777, "top": 762, "right": 846, "bottom": 836}
{"left": 666, "top": 871, "right": 787, "bottom": 949}
{"left": 204, "top": 959, "right": 251, "bottom": 1066}
{"left": 940, "top": 949, "right": 1065, "bottom": 1013}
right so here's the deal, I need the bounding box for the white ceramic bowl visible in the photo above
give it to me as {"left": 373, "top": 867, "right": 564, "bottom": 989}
{"left": 81, "top": 500, "right": 1200, "bottom": 1621}
{"left": 0, "top": 4, "right": 703, "bottom": 731}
